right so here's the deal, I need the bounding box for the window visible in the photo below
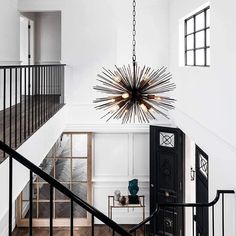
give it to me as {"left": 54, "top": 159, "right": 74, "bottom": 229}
{"left": 17, "top": 132, "right": 92, "bottom": 226}
{"left": 185, "top": 6, "right": 210, "bottom": 66}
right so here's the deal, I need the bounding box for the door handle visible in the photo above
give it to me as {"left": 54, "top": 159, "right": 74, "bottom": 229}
{"left": 151, "top": 184, "right": 154, "bottom": 188}
{"left": 165, "top": 191, "right": 170, "bottom": 197}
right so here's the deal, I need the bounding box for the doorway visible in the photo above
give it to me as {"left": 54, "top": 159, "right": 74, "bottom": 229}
{"left": 195, "top": 146, "right": 209, "bottom": 236}
{"left": 20, "top": 15, "right": 34, "bottom": 65}
{"left": 150, "top": 125, "right": 185, "bottom": 235}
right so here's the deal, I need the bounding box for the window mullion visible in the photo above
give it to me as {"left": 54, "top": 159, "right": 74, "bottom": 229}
{"left": 193, "top": 15, "right": 196, "bottom": 66}
{"left": 204, "top": 9, "right": 207, "bottom": 66}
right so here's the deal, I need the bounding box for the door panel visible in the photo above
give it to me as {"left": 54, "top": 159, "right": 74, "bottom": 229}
{"left": 196, "top": 146, "right": 209, "bottom": 236}
{"left": 150, "top": 126, "right": 185, "bottom": 235}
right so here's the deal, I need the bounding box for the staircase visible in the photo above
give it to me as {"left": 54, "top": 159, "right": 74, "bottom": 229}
{"left": 0, "top": 140, "right": 235, "bottom": 236}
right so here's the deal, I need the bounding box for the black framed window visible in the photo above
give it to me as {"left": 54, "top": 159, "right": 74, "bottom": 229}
{"left": 185, "top": 6, "right": 210, "bottom": 67}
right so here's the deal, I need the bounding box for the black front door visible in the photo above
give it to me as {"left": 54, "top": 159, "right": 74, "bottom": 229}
{"left": 195, "top": 146, "right": 209, "bottom": 236}
{"left": 150, "top": 126, "right": 185, "bottom": 235}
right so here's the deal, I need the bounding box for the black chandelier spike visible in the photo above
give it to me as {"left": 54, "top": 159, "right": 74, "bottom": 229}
{"left": 93, "top": 0, "right": 176, "bottom": 123}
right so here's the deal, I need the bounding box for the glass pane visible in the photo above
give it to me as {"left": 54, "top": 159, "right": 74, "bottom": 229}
{"left": 39, "top": 158, "right": 54, "bottom": 176}
{"left": 58, "top": 134, "right": 71, "bottom": 157}
{"left": 72, "top": 159, "right": 87, "bottom": 181}
{"left": 186, "top": 51, "right": 194, "bottom": 66}
{"left": 196, "top": 12, "right": 205, "bottom": 30}
{"left": 33, "top": 184, "right": 37, "bottom": 201}
{"left": 55, "top": 183, "right": 70, "bottom": 200}
{"left": 38, "top": 183, "right": 50, "bottom": 200}
{"left": 186, "top": 35, "right": 194, "bottom": 50}
{"left": 206, "top": 48, "right": 210, "bottom": 66}
{"left": 38, "top": 202, "right": 50, "bottom": 218}
{"left": 206, "top": 29, "right": 210, "bottom": 46}
{"left": 55, "top": 159, "right": 71, "bottom": 182}
{"left": 186, "top": 18, "right": 194, "bottom": 34}
{"left": 55, "top": 202, "right": 70, "bottom": 218}
{"left": 22, "top": 182, "right": 30, "bottom": 201}
{"left": 206, "top": 9, "right": 210, "bottom": 27}
{"left": 74, "top": 203, "right": 87, "bottom": 218}
{"left": 196, "top": 31, "right": 205, "bottom": 48}
{"left": 72, "top": 134, "right": 88, "bottom": 157}
{"left": 46, "top": 148, "right": 54, "bottom": 158}
{"left": 196, "top": 49, "right": 205, "bottom": 66}
{"left": 23, "top": 202, "right": 37, "bottom": 218}
{"left": 71, "top": 183, "right": 87, "bottom": 201}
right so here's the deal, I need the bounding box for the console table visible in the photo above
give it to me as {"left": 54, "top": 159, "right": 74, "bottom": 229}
{"left": 108, "top": 195, "right": 145, "bottom": 220}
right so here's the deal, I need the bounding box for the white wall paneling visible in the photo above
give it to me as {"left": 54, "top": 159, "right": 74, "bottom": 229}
{"left": 92, "top": 132, "right": 150, "bottom": 224}
{"left": 93, "top": 133, "right": 149, "bottom": 182}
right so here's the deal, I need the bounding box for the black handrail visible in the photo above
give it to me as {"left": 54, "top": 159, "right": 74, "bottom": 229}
{"left": 129, "top": 207, "right": 160, "bottom": 233}
{"left": 0, "top": 64, "right": 66, "bottom": 69}
{"left": 129, "top": 190, "right": 234, "bottom": 234}
{"left": 0, "top": 140, "right": 131, "bottom": 236}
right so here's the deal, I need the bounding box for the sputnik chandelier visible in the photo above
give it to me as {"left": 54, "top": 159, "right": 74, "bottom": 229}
{"left": 93, "top": 0, "right": 176, "bottom": 123}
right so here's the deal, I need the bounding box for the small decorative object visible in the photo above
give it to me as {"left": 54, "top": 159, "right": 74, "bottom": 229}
{"left": 114, "top": 190, "right": 121, "bottom": 201}
{"left": 119, "top": 196, "right": 126, "bottom": 205}
{"left": 128, "top": 179, "right": 139, "bottom": 204}
{"left": 93, "top": 0, "right": 175, "bottom": 123}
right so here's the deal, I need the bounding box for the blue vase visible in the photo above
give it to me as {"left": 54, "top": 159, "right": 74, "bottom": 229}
{"left": 128, "top": 179, "right": 139, "bottom": 196}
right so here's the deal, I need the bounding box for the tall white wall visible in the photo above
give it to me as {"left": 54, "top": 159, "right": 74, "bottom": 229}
{"left": 169, "top": 0, "right": 236, "bottom": 235}
{"left": 35, "top": 12, "right": 61, "bottom": 64}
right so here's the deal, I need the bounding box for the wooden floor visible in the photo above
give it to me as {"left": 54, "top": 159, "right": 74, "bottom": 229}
{"left": 0, "top": 95, "right": 63, "bottom": 163}
{"left": 13, "top": 225, "right": 145, "bottom": 236}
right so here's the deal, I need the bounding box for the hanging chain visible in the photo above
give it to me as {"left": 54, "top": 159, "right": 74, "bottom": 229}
{"left": 132, "top": 0, "right": 137, "bottom": 63}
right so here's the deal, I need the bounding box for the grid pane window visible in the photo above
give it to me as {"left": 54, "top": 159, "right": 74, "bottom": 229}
{"left": 19, "top": 132, "right": 92, "bottom": 225}
{"left": 185, "top": 6, "right": 210, "bottom": 66}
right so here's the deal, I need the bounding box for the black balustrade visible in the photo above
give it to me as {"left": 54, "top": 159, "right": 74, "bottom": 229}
{"left": 129, "top": 190, "right": 235, "bottom": 236}
{"left": 0, "top": 64, "right": 65, "bottom": 163}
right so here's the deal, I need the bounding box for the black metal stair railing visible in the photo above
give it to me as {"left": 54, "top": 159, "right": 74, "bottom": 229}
{"left": 0, "top": 141, "right": 131, "bottom": 236}
{"left": 129, "top": 190, "right": 235, "bottom": 236}
{"left": 0, "top": 64, "right": 65, "bottom": 163}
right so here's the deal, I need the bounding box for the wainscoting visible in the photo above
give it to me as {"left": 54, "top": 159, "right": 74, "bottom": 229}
{"left": 92, "top": 132, "right": 150, "bottom": 224}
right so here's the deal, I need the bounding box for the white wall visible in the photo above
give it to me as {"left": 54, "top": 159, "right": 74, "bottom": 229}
{"left": 35, "top": 12, "right": 61, "bottom": 64}
{"left": 0, "top": 0, "right": 20, "bottom": 64}
{"left": 169, "top": 0, "right": 236, "bottom": 235}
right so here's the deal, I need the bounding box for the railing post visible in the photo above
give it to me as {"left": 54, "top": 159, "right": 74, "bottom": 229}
{"left": 3, "top": 68, "right": 6, "bottom": 157}
{"left": 91, "top": 214, "right": 94, "bottom": 236}
{"left": 24, "top": 67, "right": 27, "bottom": 140}
{"left": 14, "top": 68, "right": 17, "bottom": 148}
{"left": 50, "top": 184, "right": 53, "bottom": 236}
{"left": 70, "top": 200, "right": 73, "bottom": 236}
{"left": 192, "top": 206, "right": 194, "bottom": 236}
{"left": 19, "top": 67, "right": 22, "bottom": 144}
{"left": 28, "top": 66, "right": 31, "bottom": 136}
{"left": 29, "top": 170, "right": 33, "bottom": 236}
{"left": 222, "top": 193, "right": 225, "bottom": 236}
{"left": 9, "top": 68, "right": 12, "bottom": 148}
{"left": 212, "top": 205, "right": 215, "bottom": 236}
{"left": 8, "top": 156, "right": 12, "bottom": 236}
